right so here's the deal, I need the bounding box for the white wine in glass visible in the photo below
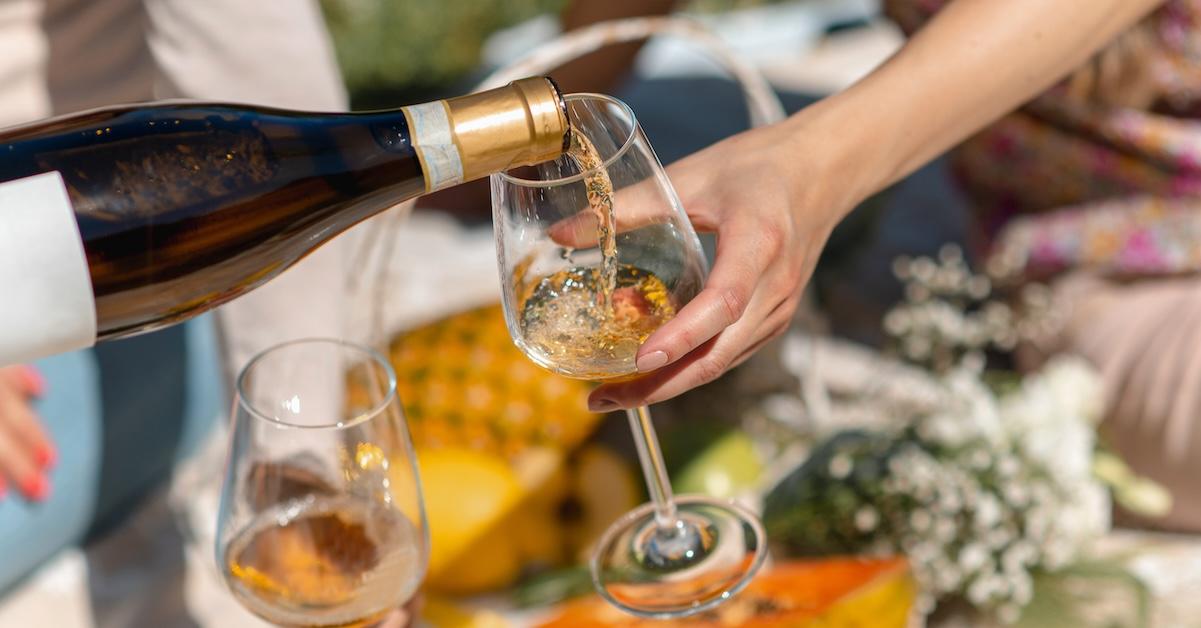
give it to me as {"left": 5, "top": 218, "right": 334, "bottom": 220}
{"left": 492, "top": 94, "right": 766, "bottom": 618}
{"left": 216, "top": 339, "right": 429, "bottom": 628}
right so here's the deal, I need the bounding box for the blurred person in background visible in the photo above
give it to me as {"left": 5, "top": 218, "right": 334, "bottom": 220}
{"left": 595, "top": 0, "right": 1201, "bottom": 531}
{"left": 0, "top": 0, "right": 346, "bottom": 615}
{"left": 0, "top": 0, "right": 672, "bottom": 623}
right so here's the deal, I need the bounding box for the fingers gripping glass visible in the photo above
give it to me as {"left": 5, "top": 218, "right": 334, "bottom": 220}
{"left": 215, "top": 339, "right": 429, "bottom": 628}
{"left": 492, "top": 94, "right": 766, "bottom": 618}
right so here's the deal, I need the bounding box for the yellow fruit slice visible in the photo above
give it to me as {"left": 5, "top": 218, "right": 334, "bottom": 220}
{"left": 568, "top": 445, "right": 642, "bottom": 560}
{"left": 510, "top": 449, "right": 571, "bottom": 567}
{"left": 416, "top": 447, "right": 524, "bottom": 591}
{"left": 431, "top": 520, "right": 523, "bottom": 595}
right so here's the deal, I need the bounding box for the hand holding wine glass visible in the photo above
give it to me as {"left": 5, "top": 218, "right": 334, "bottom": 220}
{"left": 583, "top": 111, "right": 859, "bottom": 412}
{"left": 492, "top": 94, "right": 765, "bottom": 618}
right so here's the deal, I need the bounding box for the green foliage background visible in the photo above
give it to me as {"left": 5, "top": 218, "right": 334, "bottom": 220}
{"left": 320, "top": 0, "right": 565, "bottom": 105}
{"left": 319, "top": 0, "right": 788, "bottom": 106}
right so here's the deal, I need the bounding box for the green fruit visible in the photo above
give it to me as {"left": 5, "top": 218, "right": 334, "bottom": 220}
{"left": 763, "top": 430, "right": 896, "bottom": 556}
{"left": 674, "top": 431, "right": 763, "bottom": 498}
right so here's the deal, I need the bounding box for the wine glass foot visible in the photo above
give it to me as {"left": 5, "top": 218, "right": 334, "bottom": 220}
{"left": 589, "top": 495, "right": 767, "bottom": 619}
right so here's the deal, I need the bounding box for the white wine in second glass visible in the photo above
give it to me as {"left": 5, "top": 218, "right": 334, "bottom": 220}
{"left": 216, "top": 339, "right": 429, "bottom": 628}
{"left": 492, "top": 93, "right": 766, "bottom": 618}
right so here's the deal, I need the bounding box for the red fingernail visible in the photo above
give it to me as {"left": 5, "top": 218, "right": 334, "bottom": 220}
{"left": 0, "top": 476, "right": 7, "bottom": 499}
{"left": 34, "top": 442, "right": 57, "bottom": 469}
{"left": 20, "top": 365, "right": 46, "bottom": 398}
{"left": 20, "top": 474, "right": 50, "bottom": 502}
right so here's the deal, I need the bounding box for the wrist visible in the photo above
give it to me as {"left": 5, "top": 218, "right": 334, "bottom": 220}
{"left": 774, "top": 93, "right": 898, "bottom": 227}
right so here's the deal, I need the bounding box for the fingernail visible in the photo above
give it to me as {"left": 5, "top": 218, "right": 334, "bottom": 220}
{"left": 0, "top": 476, "right": 7, "bottom": 499}
{"left": 588, "top": 398, "right": 620, "bottom": 413}
{"left": 34, "top": 442, "right": 57, "bottom": 469}
{"left": 20, "top": 474, "right": 50, "bottom": 502}
{"left": 20, "top": 365, "right": 45, "bottom": 398}
{"left": 636, "top": 351, "right": 669, "bottom": 372}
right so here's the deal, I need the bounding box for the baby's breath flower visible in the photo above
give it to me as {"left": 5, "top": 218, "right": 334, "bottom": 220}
{"left": 933, "top": 517, "right": 958, "bottom": 543}
{"left": 909, "top": 509, "right": 933, "bottom": 533}
{"left": 1002, "top": 481, "right": 1029, "bottom": 507}
{"left": 828, "top": 453, "right": 852, "bottom": 479}
{"left": 967, "top": 576, "right": 993, "bottom": 606}
{"left": 854, "top": 506, "right": 880, "bottom": 532}
{"left": 958, "top": 542, "right": 990, "bottom": 574}
{"left": 974, "top": 494, "right": 1002, "bottom": 528}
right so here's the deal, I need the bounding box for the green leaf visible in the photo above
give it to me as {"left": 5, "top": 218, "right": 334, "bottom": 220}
{"left": 511, "top": 565, "right": 592, "bottom": 608}
{"left": 762, "top": 430, "right": 899, "bottom": 555}
{"left": 1016, "top": 561, "right": 1151, "bottom": 628}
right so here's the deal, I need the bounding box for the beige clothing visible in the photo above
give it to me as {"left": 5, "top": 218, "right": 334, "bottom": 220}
{"left": 1050, "top": 274, "right": 1201, "bottom": 531}
{"left": 0, "top": 0, "right": 351, "bottom": 377}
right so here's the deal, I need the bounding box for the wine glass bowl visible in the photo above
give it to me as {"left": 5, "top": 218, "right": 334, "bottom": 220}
{"left": 215, "top": 339, "right": 428, "bottom": 628}
{"left": 493, "top": 93, "right": 706, "bottom": 381}
{"left": 492, "top": 94, "right": 766, "bottom": 618}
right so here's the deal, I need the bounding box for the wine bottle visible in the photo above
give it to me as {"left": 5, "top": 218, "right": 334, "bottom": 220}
{"left": 0, "top": 77, "right": 570, "bottom": 365}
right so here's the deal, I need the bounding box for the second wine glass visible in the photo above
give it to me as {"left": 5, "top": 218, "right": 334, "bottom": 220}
{"left": 491, "top": 93, "right": 766, "bottom": 618}
{"left": 215, "top": 339, "right": 428, "bottom": 627}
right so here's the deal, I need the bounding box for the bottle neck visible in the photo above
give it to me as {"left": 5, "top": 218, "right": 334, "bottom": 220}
{"left": 401, "top": 77, "right": 570, "bottom": 192}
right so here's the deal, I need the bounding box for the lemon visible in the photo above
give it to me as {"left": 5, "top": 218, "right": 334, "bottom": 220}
{"left": 415, "top": 447, "right": 524, "bottom": 592}
{"left": 431, "top": 520, "right": 524, "bottom": 594}
{"left": 674, "top": 431, "right": 763, "bottom": 498}
{"left": 510, "top": 449, "right": 571, "bottom": 567}
{"left": 568, "top": 445, "right": 642, "bottom": 560}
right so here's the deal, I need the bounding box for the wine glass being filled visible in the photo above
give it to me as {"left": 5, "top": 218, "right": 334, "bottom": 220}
{"left": 491, "top": 93, "right": 767, "bottom": 618}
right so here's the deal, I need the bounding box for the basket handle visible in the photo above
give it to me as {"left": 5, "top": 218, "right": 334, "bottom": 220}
{"left": 478, "top": 16, "right": 786, "bottom": 128}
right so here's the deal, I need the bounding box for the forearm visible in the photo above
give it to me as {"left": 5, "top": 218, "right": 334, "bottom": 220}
{"left": 795, "top": 0, "right": 1166, "bottom": 219}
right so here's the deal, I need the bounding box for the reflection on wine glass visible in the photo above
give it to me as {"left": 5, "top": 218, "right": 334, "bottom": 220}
{"left": 491, "top": 94, "right": 766, "bottom": 618}
{"left": 215, "top": 339, "right": 429, "bottom": 628}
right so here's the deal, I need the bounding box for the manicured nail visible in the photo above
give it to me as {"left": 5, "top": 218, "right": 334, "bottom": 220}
{"left": 589, "top": 398, "right": 620, "bottom": 413}
{"left": 20, "top": 365, "right": 45, "bottom": 398}
{"left": 636, "top": 351, "right": 669, "bottom": 372}
{"left": 34, "top": 442, "right": 57, "bottom": 469}
{"left": 0, "top": 476, "right": 7, "bottom": 499}
{"left": 20, "top": 474, "right": 50, "bottom": 502}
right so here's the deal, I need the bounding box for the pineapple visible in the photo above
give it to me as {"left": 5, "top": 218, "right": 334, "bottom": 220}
{"left": 346, "top": 305, "right": 638, "bottom": 589}
{"left": 387, "top": 305, "right": 601, "bottom": 458}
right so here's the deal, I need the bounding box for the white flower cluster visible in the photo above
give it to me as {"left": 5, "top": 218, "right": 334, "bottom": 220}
{"left": 766, "top": 249, "right": 1122, "bottom": 622}
{"left": 885, "top": 245, "right": 1064, "bottom": 373}
{"left": 859, "top": 357, "right": 1110, "bottom": 622}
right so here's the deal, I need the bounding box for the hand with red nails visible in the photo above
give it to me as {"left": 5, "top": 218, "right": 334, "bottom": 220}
{"left": 0, "top": 365, "right": 54, "bottom": 502}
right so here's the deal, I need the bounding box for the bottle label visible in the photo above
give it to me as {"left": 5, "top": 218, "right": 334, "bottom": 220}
{"left": 403, "top": 101, "right": 465, "bottom": 192}
{"left": 0, "top": 172, "right": 96, "bottom": 365}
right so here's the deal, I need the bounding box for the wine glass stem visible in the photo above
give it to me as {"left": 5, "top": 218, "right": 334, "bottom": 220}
{"left": 626, "top": 405, "right": 678, "bottom": 527}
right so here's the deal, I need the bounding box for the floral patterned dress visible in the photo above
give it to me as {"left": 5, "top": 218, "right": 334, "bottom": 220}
{"left": 885, "top": 0, "right": 1201, "bottom": 278}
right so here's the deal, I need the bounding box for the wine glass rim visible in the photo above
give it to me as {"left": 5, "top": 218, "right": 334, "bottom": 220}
{"left": 235, "top": 337, "right": 399, "bottom": 431}
{"left": 496, "top": 92, "right": 638, "bottom": 188}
